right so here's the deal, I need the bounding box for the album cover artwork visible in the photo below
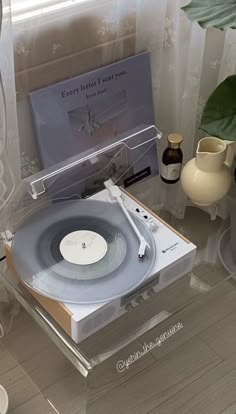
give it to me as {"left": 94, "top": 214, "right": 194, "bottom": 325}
{"left": 29, "top": 52, "right": 157, "bottom": 195}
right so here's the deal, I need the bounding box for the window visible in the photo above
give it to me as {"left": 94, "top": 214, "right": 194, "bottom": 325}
{"left": 11, "top": 0, "right": 95, "bottom": 22}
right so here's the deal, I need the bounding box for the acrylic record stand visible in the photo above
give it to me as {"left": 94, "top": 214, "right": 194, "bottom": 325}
{"left": 1, "top": 126, "right": 236, "bottom": 413}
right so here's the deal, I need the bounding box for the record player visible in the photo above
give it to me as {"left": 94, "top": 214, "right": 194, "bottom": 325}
{"left": 2, "top": 126, "right": 196, "bottom": 343}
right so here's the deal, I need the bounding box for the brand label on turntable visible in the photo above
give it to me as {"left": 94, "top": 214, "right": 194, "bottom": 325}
{"left": 60, "top": 230, "right": 108, "bottom": 265}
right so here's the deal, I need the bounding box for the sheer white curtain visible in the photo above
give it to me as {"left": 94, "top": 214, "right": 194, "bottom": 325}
{"left": 134, "top": 0, "right": 236, "bottom": 218}
{"left": 0, "top": 0, "right": 21, "bottom": 255}
{"left": 0, "top": 0, "right": 21, "bottom": 334}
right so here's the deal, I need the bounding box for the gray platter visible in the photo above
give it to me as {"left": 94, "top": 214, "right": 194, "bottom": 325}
{"left": 12, "top": 199, "right": 156, "bottom": 304}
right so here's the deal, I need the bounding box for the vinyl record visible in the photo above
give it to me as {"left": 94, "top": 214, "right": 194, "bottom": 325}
{"left": 12, "top": 199, "right": 156, "bottom": 304}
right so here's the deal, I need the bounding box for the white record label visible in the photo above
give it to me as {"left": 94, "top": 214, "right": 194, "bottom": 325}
{"left": 60, "top": 230, "right": 108, "bottom": 265}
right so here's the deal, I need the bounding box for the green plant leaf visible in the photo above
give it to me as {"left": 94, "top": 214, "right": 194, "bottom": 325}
{"left": 181, "top": 0, "right": 236, "bottom": 30}
{"left": 200, "top": 75, "right": 236, "bottom": 141}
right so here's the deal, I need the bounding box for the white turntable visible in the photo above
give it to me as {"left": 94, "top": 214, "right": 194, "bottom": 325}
{"left": 66, "top": 184, "right": 196, "bottom": 342}
{"left": 2, "top": 126, "right": 196, "bottom": 342}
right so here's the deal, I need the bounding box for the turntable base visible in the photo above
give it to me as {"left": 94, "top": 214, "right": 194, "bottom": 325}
{"left": 5, "top": 189, "right": 196, "bottom": 342}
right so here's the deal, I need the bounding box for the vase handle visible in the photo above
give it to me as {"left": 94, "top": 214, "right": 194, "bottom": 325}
{"left": 225, "top": 141, "right": 236, "bottom": 168}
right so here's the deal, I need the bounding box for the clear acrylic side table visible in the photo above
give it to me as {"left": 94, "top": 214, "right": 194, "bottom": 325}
{"left": 0, "top": 203, "right": 235, "bottom": 413}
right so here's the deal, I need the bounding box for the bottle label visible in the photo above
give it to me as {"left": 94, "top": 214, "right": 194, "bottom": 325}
{"left": 161, "top": 163, "right": 182, "bottom": 181}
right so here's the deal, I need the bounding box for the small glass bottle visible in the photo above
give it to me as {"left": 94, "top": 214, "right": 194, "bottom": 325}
{"left": 160, "top": 133, "right": 183, "bottom": 184}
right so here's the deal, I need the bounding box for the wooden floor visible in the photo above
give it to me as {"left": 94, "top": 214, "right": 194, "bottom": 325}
{"left": 1, "top": 264, "right": 236, "bottom": 414}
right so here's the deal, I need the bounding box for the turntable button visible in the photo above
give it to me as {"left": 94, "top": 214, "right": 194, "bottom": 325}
{"left": 136, "top": 296, "right": 145, "bottom": 305}
{"left": 147, "top": 288, "right": 155, "bottom": 297}
{"left": 125, "top": 303, "right": 135, "bottom": 312}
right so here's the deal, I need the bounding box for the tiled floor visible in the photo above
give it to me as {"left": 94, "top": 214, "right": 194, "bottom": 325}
{"left": 1, "top": 265, "right": 236, "bottom": 413}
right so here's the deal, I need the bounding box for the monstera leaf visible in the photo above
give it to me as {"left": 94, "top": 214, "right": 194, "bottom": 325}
{"left": 181, "top": 0, "right": 236, "bottom": 30}
{"left": 200, "top": 75, "right": 236, "bottom": 141}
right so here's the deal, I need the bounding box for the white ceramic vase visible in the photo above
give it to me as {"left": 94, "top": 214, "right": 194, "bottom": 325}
{"left": 181, "top": 137, "right": 235, "bottom": 206}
